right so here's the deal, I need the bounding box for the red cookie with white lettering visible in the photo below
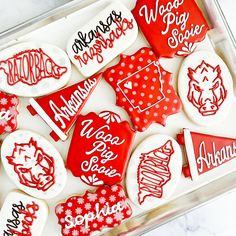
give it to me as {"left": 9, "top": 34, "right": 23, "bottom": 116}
{"left": 103, "top": 48, "right": 182, "bottom": 132}
{"left": 0, "top": 91, "right": 19, "bottom": 135}
{"left": 67, "top": 111, "right": 135, "bottom": 186}
{"left": 126, "top": 134, "right": 182, "bottom": 209}
{"left": 132, "top": 0, "right": 209, "bottom": 57}
{"left": 55, "top": 185, "right": 132, "bottom": 236}
{"left": 27, "top": 73, "right": 101, "bottom": 141}
{"left": 177, "top": 128, "right": 236, "bottom": 181}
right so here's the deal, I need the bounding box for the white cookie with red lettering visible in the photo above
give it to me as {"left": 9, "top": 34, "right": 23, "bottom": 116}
{"left": 1, "top": 130, "right": 67, "bottom": 199}
{"left": 67, "top": 1, "right": 138, "bottom": 77}
{"left": 178, "top": 51, "right": 233, "bottom": 126}
{"left": 126, "top": 134, "right": 182, "bottom": 210}
{"left": 0, "top": 191, "right": 48, "bottom": 236}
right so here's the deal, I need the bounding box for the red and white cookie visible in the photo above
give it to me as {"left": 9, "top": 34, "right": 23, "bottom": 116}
{"left": 27, "top": 73, "right": 102, "bottom": 141}
{"left": 126, "top": 134, "right": 182, "bottom": 209}
{"left": 67, "top": 111, "right": 135, "bottom": 186}
{"left": 55, "top": 185, "right": 132, "bottom": 236}
{"left": 103, "top": 47, "right": 182, "bottom": 132}
{"left": 67, "top": 1, "right": 138, "bottom": 77}
{"left": 178, "top": 51, "right": 233, "bottom": 126}
{"left": 0, "top": 42, "right": 71, "bottom": 97}
{"left": 0, "top": 91, "right": 19, "bottom": 135}
{"left": 132, "top": 0, "right": 209, "bottom": 57}
{"left": 0, "top": 191, "right": 48, "bottom": 236}
{"left": 178, "top": 128, "right": 236, "bottom": 180}
{"left": 1, "top": 130, "right": 67, "bottom": 199}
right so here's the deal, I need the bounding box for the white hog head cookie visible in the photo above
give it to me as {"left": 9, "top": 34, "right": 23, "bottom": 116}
{"left": 178, "top": 51, "right": 233, "bottom": 126}
{"left": 126, "top": 134, "right": 182, "bottom": 210}
{"left": 1, "top": 130, "right": 67, "bottom": 199}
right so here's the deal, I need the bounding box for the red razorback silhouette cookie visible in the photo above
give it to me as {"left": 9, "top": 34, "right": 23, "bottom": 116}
{"left": 67, "top": 111, "right": 135, "bottom": 186}
{"left": 132, "top": 0, "right": 209, "bottom": 57}
{"left": 103, "top": 48, "right": 182, "bottom": 131}
{"left": 0, "top": 91, "right": 19, "bottom": 135}
{"left": 55, "top": 185, "right": 132, "bottom": 236}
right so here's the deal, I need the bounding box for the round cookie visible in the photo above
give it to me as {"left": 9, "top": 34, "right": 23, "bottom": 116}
{"left": 1, "top": 130, "right": 67, "bottom": 199}
{"left": 126, "top": 134, "right": 182, "bottom": 210}
{"left": 178, "top": 50, "right": 233, "bottom": 126}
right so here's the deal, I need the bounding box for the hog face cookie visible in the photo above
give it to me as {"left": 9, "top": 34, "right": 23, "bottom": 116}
{"left": 178, "top": 51, "right": 233, "bottom": 126}
{"left": 126, "top": 134, "right": 182, "bottom": 209}
{"left": 67, "top": 111, "right": 135, "bottom": 186}
{"left": 0, "top": 91, "right": 19, "bottom": 135}
{"left": 0, "top": 191, "right": 48, "bottom": 236}
{"left": 103, "top": 47, "right": 182, "bottom": 132}
{"left": 1, "top": 130, "right": 67, "bottom": 199}
{"left": 55, "top": 185, "right": 132, "bottom": 236}
{"left": 0, "top": 42, "right": 71, "bottom": 97}
{"left": 67, "top": 1, "right": 138, "bottom": 77}
{"left": 132, "top": 0, "right": 209, "bottom": 57}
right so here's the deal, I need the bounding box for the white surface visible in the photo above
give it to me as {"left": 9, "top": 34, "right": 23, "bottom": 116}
{"left": 0, "top": 0, "right": 236, "bottom": 236}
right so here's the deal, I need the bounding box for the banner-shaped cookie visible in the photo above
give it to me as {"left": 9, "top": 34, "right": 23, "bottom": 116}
{"left": 67, "top": 1, "right": 138, "bottom": 77}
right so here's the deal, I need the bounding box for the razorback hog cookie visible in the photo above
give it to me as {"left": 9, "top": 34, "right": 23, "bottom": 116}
{"left": 103, "top": 47, "right": 182, "bottom": 132}
{"left": 0, "top": 191, "right": 48, "bottom": 236}
{"left": 132, "top": 0, "right": 209, "bottom": 57}
{"left": 1, "top": 130, "right": 67, "bottom": 199}
{"left": 178, "top": 128, "right": 236, "bottom": 180}
{"left": 178, "top": 51, "right": 233, "bottom": 126}
{"left": 55, "top": 185, "right": 132, "bottom": 236}
{"left": 126, "top": 134, "right": 182, "bottom": 209}
{"left": 27, "top": 73, "right": 102, "bottom": 141}
{"left": 0, "top": 42, "right": 71, "bottom": 97}
{"left": 0, "top": 91, "right": 19, "bottom": 135}
{"left": 67, "top": 1, "right": 138, "bottom": 77}
{"left": 67, "top": 111, "right": 135, "bottom": 186}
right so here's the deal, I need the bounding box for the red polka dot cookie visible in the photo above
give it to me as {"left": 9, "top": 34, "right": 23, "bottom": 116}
{"left": 103, "top": 47, "right": 182, "bottom": 132}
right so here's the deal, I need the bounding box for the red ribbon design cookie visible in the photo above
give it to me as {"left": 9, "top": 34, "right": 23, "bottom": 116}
{"left": 55, "top": 185, "right": 132, "bottom": 236}
{"left": 103, "top": 48, "right": 181, "bottom": 131}
{"left": 67, "top": 111, "right": 135, "bottom": 186}
{"left": 0, "top": 91, "right": 19, "bottom": 135}
{"left": 132, "top": 0, "right": 209, "bottom": 57}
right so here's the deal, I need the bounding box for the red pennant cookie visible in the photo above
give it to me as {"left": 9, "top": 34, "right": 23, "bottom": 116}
{"left": 55, "top": 185, "right": 132, "bottom": 236}
{"left": 132, "top": 0, "right": 209, "bottom": 57}
{"left": 67, "top": 111, "right": 135, "bottom": 186}
{"left": 103, "top": 48, "right": 182, "bottom": 132}
{"left": 0, "top": 91, "right": 19, "bottom": 135}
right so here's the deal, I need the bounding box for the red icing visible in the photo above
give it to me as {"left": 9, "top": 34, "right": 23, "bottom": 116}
{"left": 0, "top": 49, "right": 67, "bottom": 86}
{"left": 55, "top": 185, "right": 132, "bottom": 236}
{"left": 137, "top": 140, "right": 173, "bottom": 204}
{"left": 0, "top": 91, "right": 19, "bottom": 135}
{"left": 187, "top": 61, "right": 227, "bottom": 116}
{"left": 103, "top": 47, "right": 182, "bottom": 132}
{"left": 67, "top": 111, "right": 135, "bottom": 186}
{"left": 132, "top": 0, "right": 209, "bottom": 57}
{"left": 6, "top": 138, "right": 55, "bottom": 191}
{"left": 27, "top": 73, "right": 102, "bottom": 141}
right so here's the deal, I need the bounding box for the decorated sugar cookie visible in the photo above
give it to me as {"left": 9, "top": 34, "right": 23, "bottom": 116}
{"left": 27, "top": 73, "right": 102, "bottom": 141}
{"left": 1, "top": 130, "right": 67, "bottom": 199}
{"left": 67, "top": 111, "right": 135, "bottom": 186}
{"left": 178, "top": 51, "right": 233, "bottom": 126}
{"left": 103, "top": 47, "right": 182, "bottom": 132}
{"left": 0, "top": 42, "right": 71, "bottom": 97}
{"left": 126, "top": 134, "right": 182, "bottom": 209}
{"left": 132, "top": 0, "right": 209, "bottom": 57}
{"left": 55, "top": 185, "right": 132, "bottom": 236}
{"left": 67, "top": 1, "right": 138, "bottom": 77}
{"left": 0, "top": 91, "right": 19, "bottom": 135}
{"left": 0, "top": 191, "right": 48, "bottom": 236}
{"left": 178, "top": 128, "right": 236, "bottom": 180}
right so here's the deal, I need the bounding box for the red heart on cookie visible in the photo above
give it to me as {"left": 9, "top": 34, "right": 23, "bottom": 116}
{"left": 132, "top": 0, "right": 209, "bottom": 57}
{"left": 67, "top": 111, "right": 135, "bottom": 186}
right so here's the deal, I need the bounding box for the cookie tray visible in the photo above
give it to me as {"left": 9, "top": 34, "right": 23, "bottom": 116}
{"left": 1, "top": 0, "right": 236, "bottom": 235}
